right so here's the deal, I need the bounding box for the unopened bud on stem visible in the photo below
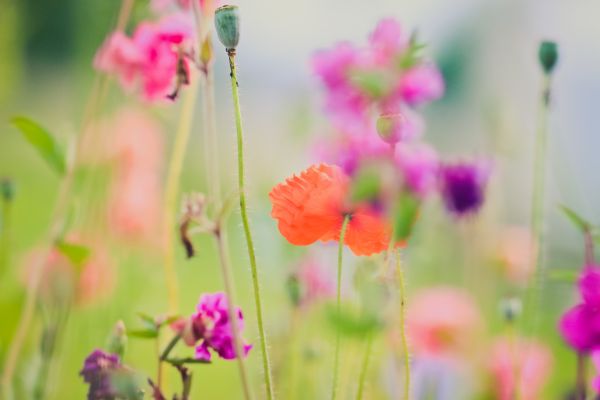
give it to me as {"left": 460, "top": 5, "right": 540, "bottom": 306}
{"left": 215, "top": 5, "right": 240, "bottom": 51}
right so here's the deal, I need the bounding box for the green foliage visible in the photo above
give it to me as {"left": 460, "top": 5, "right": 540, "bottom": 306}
{"left": 393, "top": 194, "right": 420, "bottom": 242}
{"left": 11, "top": 116, "right": 66, "bottom": 175}
{"left": 326, "top": 304, "right": 382, "bottom": 338}
{"left": 55, "top": 241, "right": 91, "bottom": 269}
{"left": 558, "top": 204, "right": 591, "bottom": 233}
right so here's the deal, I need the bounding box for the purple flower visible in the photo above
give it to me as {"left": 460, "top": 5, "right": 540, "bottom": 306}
{"left": 172, "top": 292, "right": 252, "bottom": 362}
{"left": 79, "top": 350, "right": 121, "bottom": 400}
{"left": 439, "top": 161, "right": 490, "bottom": 216}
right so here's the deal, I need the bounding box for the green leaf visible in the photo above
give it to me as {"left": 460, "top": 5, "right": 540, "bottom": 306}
{"left": 55, "top": 241, "right": 91, "bottom": 268}
{"left": 11, "top": 116, "right": 66, "bottom": 175}
{"left": 326, "top": 305, "right": 382, "bottom": 338}
{"left": 547, "top": 268, "right": 579, "bottom": 283}
{"left": 558, "top": 204, "right": 590, "bottom": 233}
{"left": 393, "top": 194, "right": 420, "bottom": 242}
{"left": 127, "top": 328, "right": 158, "bottom": 339}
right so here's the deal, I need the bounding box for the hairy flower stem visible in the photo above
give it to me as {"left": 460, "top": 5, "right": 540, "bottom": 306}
{"left": 331, "top": 215, "right": 351, "bottom": 400}
{"left": 521, "top": 75, "right": 552, "bottom": 361}
{"left": 162, "top": 77, "right": 200, "bottom": 313}
{"left": 576, "top": 353, "right": 587, "bottom": 400}
{"left": 227, "top": 49, "right": 275, "bottom": 399}
{"left": 214, "top": 229, "right": 254, "bottom": 400}
{"left": 0, "top": 2, "right": 134, "bottom": 394}
{"left": 355, "top": 334, "right": 374, "bottom": 400}
{"left": 395, "top": 250, "right": 411, "bottom": 400}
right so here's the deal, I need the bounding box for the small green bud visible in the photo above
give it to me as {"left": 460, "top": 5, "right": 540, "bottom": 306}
{"left": 286, "top": 274, "right": 302, "bottom": 307}
{"left": 107, "top": 320, "right": 127, "bottom": 358}
{"left": 538, "top": 41, "right": 558, "bottom": 75}
{"left": 376, "top": 114, "right": 405, "bottom": 145}
{"left": 499, "top": 297, "right": 522, "bottom": 323}
{"left": 214, "top": 5, "right": 240, "bottom": 51}
{"left": 1, "top": 178, "right": 14, "bottom": 202}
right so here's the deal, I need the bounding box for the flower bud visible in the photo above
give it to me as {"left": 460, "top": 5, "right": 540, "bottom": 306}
{"left": 499, "top": 297, "right": 522, "bottom": 323}
{"left": 107, "top": 320, "right": 127, "bottom": 358}
{"left": 376, "top": 113, "right": 406, "bottom": 144}
{"left": 214, "top": 5, "right": 240, "bottom": 50}
{"left": 1, "top": 178, "right": 14, "bottom": 202}
{"left": 538, "top": 41, "right": 558, "bottom": 75}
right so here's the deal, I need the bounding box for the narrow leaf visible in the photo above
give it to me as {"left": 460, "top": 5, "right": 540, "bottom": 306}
{"left": 11, "top": 116, "right": 66, "bottom": 175}
{"left": 127, "top": 329, "right": 158, "bottom": 339}
{"left": 558, "top": 204, "right": 590, "bottom": 233}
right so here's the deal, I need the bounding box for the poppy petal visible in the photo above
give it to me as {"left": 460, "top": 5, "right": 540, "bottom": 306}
{"left": 270, "top": 164, "right": 347, "bottom": 246}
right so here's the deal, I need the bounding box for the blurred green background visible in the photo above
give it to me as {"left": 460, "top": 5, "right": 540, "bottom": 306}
{"left": 1, "top": 0, "right": 600, "bottom": 398}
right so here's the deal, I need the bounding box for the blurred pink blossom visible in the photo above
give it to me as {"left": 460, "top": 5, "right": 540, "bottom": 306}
{"left": 107, "top": 108, "right": 164, "bottom": 244}
{"left": 296, "top": 258, "right": 335, "bottom": 306}
{"left": 407, "top": 287, "right": 482, "bottom": 356}
{"left": 21, "top": 241, "right": 115, "bottom": 306}
{"left": 94, "top": 13, "right": 194, "bottom": 101}
{"left": 394, "top": 142, "right": 439, "bottom": 198}
{"left": 399, "top": 64, "right": 445, "bottom": 106}
{"left": 497, "top": 226, "right": 536, "bottom": 285}
{"left": 488, "top": 337, "right": 552, "bottom": 400}
{"left": 368, "top": 18, "right": 409, "bottom": 65}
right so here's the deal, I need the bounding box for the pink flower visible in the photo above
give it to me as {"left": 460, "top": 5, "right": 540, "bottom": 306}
{"left": 172, "top": 292, "right": 252, "bottom": 361}
{"left": 559, "top": 264, "right": 600, "bottom": 353}
{"left": 399, "top": 64, "right": 445, "bottom": 106}
{"left": 94, "top": 13, "right": 194, "bottom": 101}
{"left": 368, "top": 18, "right": 409, "bottom": 65}
{"left": 21, "top": 240, "right": 115, "bottom": 306}
{"left": 496, "top": 226, "right": 536, "bottom": 285}
{"left": 488, "top": 337, "right": 552, "bottom": 400}
{"left": 107, "top": 108, "right": 164, "bottom": 244}
{"left": 295, "top": 258, "right": 335, "bottom": 306}
{"left": 593, "top": 351, "right": 600, "bottom": 393}
{"left": 407, "top": 287, "right": 482, "bottom": 356}
{"left": 394, "top": 143, "right": 439, "bottom": 198}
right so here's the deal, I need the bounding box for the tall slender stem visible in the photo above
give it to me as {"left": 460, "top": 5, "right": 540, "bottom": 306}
{"left": 162, "top": 77, "right": 200, "bottom": 313}
{"left": 396, "top": 250, "right": 410, "bottom": 400}
{"left": 227, "top": 50, "right": 275, "bottom": 399}
{"left": 0, "top": 198, "right": 12, "bottom": 277}
{"left": 331, "top": 215, "right": 351, "bottom": 400}
{"left": 214, "top": 229, "right": 254, "bottom": 400}
{"left": 355, "top": 334, "right": 374, "bottom": 400}
{"left": 576, "top": 353, "right": 587, "bottom": 400}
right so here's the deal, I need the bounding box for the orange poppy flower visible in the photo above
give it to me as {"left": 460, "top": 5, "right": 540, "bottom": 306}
{"left": 269, "top": 163, "right": 393, "bottom": 256}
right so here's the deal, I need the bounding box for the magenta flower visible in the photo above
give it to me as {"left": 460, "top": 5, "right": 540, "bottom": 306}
{"left": 79, "top": 350, "right": 121, "bottom": 400}
{"left": 439, "top": 161, "right": 490, "bottom": 216}
{"left": 94, "top": 13, "right": 194, "bottom": 101}
{"left": 172, "top": 292, "right": 252, "bottom": 362}
{"left": 399, "top": 64, "right": 445, "bottom": 106}
{"left": 559, "top": 264, "right": 600, "bottom": 353}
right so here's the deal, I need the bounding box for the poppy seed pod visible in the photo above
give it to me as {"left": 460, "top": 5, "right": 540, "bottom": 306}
{"left": 376, "top": 113, "right": 405, "bottom": 144}
{"left": 215, "top": 5, "right": 240, "bottom": 51}
{"left": 538, "top": 41, "right": 558, "bottom": 75}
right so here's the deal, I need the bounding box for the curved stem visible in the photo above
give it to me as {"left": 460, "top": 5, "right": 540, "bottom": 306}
{"left": 331, "top": 215, "right": 351, "bottom": 400}
{"left": 355, "top": 334, "right": 374, "bottom": 400}
{"left": 214, "top": 230, "right": 254, "bottom": 400}
{"left": 395, "top": 250, "right": 410, "bottom": 400}
{"left": 162, "top": 77, "right": 199, "bottom": 313}
{"left": 227, "top": 50, "right": 275, "bottom": 399}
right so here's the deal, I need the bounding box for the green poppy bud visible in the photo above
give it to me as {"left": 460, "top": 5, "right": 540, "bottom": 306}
{"left": 215, "top": 5, "right": 240, "bottom": 51}
{"left": 538, "top": 41, "right": 558, "bottom": 75}
{"left": 1, "top": 178, "right": 14, "bottom": 202}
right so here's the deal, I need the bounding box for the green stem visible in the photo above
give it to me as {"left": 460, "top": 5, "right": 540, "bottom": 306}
{"left": 162, "top": 76, "right": 199, "bottom": 313}
{"left": 160, "top": 334, "right": 181, "bottom": 361}
{"left": 355, "top": 334, "right": 374, "bottom": 400}
{"left": 0, "top": 199, "right": 12, "bottom": 278}
{"left": 395, "top": 250, "right": 410, "bottom": 400}
{"left": 214, "top": 229, "right": 254, "bottom": 400}
{"left": 331, "top": 215, "right": 351, "bottom": 400}
{"left": 227, "top": 50, "right": 275, "bottom": 399}
{"left": 521, "top": 74, "right": 552, "bottom": 357}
